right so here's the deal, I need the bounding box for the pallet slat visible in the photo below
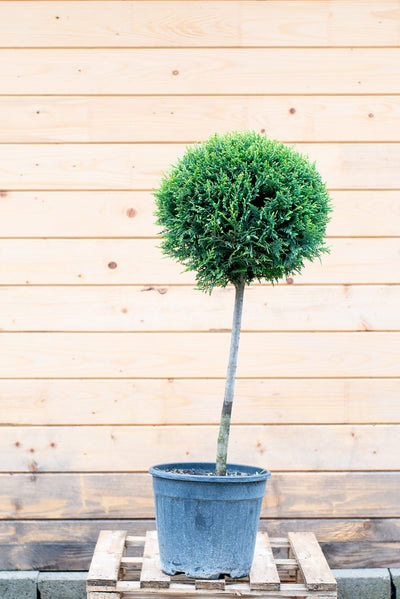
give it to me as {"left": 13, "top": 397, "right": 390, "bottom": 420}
{"left": 195, "top": 579, "right": 225, "bottom": 590}
{"left": 88, "top": 593, "right": 120, "bottom": 599}
{"left": 87, "top": 530, "right": 127, "bottom": 589}
{"left": 121, "top": 557, "right": 143, "bottom": 571}
{"left": 140, "top": 531, "right": 170, "bottom": 589}
{"left": 288, "top": 533, "right": 337, "bottom": 592}
{"left": 114, "top": 580, "right": 337, "bottom": 599}
{"left": 126, "top": 537, "right": 147, "bottom": 547}
{"left": 249, "top": 532, "right": 280, "bottom": 591}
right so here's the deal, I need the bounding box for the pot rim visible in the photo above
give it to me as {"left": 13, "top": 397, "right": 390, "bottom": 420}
{"left": 149, "top": 461, "right": 271, "bottom": 483}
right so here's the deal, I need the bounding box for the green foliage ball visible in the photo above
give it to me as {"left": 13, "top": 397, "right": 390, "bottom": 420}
{"left": 154, "top": 131, "right": 332, "bottom": 292}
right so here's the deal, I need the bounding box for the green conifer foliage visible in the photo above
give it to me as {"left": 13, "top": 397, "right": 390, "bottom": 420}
{"left": 155, "top": 131, "right": 331, "bottom": 293}
{"left": 154, "top": 131, "right": 332, "bottom": 475}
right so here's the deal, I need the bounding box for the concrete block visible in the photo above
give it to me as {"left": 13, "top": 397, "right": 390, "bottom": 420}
{"left": 0, "top": 571, "right": 38, "bottom": 599}
{"left": 38, "top": 572, "right": 87, "bottom": 599}
{"left": 332, "top": 568, "right": 391, "bottom": 599}
{"left": 390, "top": 569, "right": 400, "bottom": 596}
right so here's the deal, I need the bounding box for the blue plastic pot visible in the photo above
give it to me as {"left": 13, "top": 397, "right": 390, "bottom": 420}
{"left": 149, "top": 462, "right": 271, "bottom": 579}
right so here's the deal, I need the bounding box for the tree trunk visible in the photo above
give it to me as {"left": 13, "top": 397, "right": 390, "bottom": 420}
{"left": 215, "top": 277, "right": 245, "bottom": 476}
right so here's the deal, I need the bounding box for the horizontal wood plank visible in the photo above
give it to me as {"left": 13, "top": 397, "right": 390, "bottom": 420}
{"left": 0, "top": 378, "right": 399, "bottom": 425}
{"left": 2, "top": 536, "right": 397, "bottom": 571}
{"left": 2, "top": 96, "right": 400, "bottom": 143}
{"left": 328, "top": 190, "right": 400, "bottom": 237}
{"left": 0, "top": 190, "right": 398, "bottom": 237}
{"left": 0, "top": 331, "right": 399, "bottom": 378}
{"left": 321, "top": 541, "right": 400, "bottom": 569}
{"left": 1, "top": 49, "right": 400, "bottom": 94}
{"left": 0, "top": 143, "right": 399, "bottom": 190}
{"left": 0, "top": 1, "right": 399, "bottom": 47}
{"left": 0, "top": 143, "right": 181, "bottom": 191}
{"left": 0, "top": 191, "right": 157, "bottom": 236}
{"left": 2, "top": 472, "right": 400, "bottom": 518}
{"left": 3, "top": 518, "right": 400, "bottom": 545}
{"left": 0, "top": 285, "right": 399, "bottom": 332}
{"left": 0, "top": 239, "right": 399, "bottom": 284}
{"left": 1, "top": 425, "right": 400, "bottom": 472}
{"left": 4, "top": 518, "right": 400, "bottom": 569}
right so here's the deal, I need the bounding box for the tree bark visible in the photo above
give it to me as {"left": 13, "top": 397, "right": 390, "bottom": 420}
{"left": 215, "top": 277, "right": 245, "bottom": 476}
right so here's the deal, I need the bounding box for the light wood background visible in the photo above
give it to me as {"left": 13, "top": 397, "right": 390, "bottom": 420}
{"left": 0, "top": 0, "right": 399, "bottom": 571}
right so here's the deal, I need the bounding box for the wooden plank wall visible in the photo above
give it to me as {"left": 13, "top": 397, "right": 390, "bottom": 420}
{"left": 0, "top": 0, "right": 399, "bottom": 570}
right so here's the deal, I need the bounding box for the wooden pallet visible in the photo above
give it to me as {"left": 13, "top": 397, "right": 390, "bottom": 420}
{"left": 87, "top": 530, "right": 337, "bottom": 599}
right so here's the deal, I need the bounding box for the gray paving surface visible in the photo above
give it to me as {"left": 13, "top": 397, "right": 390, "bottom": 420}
{"left": 332, "top": 568, "right": 392, "bottom": 599}
{"left": 0, "top": 569, "right": 398, "bottom": 598}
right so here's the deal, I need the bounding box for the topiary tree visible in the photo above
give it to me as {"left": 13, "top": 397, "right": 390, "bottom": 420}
{"left": 154, "top": 131, "right": 332, "bottom": 476}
